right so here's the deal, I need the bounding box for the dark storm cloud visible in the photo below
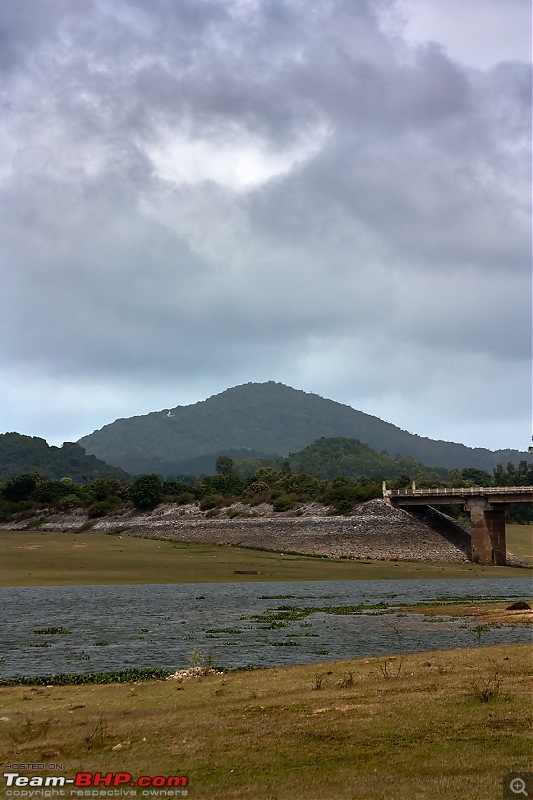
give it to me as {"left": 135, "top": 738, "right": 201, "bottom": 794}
{"left": 0, "top": 0, "right": 530, "bottom": 448}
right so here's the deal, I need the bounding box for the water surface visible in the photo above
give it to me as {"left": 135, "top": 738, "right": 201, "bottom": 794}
{"left": 1, "top": 578, "right": 530, "bottom": 677}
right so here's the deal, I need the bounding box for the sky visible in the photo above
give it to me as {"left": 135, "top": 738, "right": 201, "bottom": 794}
{"left": 1, "top": 0, "right": 531, "bottom": 453}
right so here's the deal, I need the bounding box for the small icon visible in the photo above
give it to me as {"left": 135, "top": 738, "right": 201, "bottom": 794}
{"left": 504, "top": 773, "right": 533, "bottom": 799}
{"left": 510, "top": 778, "right": 528, "bottom": 796}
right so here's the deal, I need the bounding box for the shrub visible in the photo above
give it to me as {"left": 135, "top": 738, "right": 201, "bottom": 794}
{"left": 176, "top": 492, "right": 195, "bottom": 505}
{"left": 33, "top": 480, "right": 74, "bottom": 505}
{"left": 249, "top": 493, "right": 271, "bottom": 506}
{"left": 2, "top": 473, "right": 39, "bottom": 502}
{"left": 200, "top": 494, "right": 225, "bottom": 511}
{"left": 58, "top": 493, "right": 81, "bottom": 510}
{"left": 330, "top": 498, "right": 355, "bottom": 515}
{"left": 128, "top": 474, "right": 162, "bottom": 510}
{"left": 247, "top": 480, "right": 269, "bottom": 494}
{"left": 272, "top": 493, "right": 297, "bottom": 512}
{"left": 87, "top": 500, "right": 114, "bottom": 518}
{"left": 85, "top": 478, "right": 124, "bottom": 503}
{"left": 162, "top": 480, "right": 197, "bottom": 497}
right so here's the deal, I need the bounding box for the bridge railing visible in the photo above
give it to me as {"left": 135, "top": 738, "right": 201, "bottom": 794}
{"left": 384, "top": 485, "right": 533, "bottom": 497}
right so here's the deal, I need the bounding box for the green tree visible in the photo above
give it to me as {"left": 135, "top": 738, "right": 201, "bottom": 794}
{"left": 33, "top": 479, "right": 76, "bottom": 505}
{"left": 493, "top": 460, "right": 533, "bottom": 523}
{"left": 392, "top": 474, "right": 412, "bottom": 489}
{"left": 234, "top": 458, "right": 265, "bottom": 481}
{"left": 461, "top": 468, "right": 492, "bottom": 487}
{"left": 128, "top": 474, "right": 162, "bottom": 510}
{"left": 85, "top": 477, "right": 124, "bottom": 502}
{"left": 248, "top": 467, "right": 280, "bottom": 487}
{"left": 2, "top": 473, "right": 39, "bottom": 502}
{"left": 215, "top": 456, "right": 236, "bottom": 477}
{"left": 210, "top": 455, "right": 242, "bottom": 497}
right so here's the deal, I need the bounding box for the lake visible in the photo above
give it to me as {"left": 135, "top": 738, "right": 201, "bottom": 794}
{"left": 1, "top": 578, "right": 531, "bottom": 678}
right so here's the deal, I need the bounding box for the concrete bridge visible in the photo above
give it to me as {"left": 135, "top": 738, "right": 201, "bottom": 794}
{"left": 383, "top": 484, "right": 533, "bottom": 566}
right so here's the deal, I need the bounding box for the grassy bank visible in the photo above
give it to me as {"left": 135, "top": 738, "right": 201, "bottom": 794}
{"left": 0, "top": 643, "right": 530, "bottom": 800}
{"left": 0, "top": 526, "right": 531, "bottom": 586}
{"left": 506, "top": 522, "right": 533, "bottom": 566}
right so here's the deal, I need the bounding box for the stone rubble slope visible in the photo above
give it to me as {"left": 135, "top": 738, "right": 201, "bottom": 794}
{"left": 6, "top": 499, "right": 526, "bottom": 565}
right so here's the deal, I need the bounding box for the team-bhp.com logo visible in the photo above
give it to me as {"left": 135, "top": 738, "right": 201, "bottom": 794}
{"left": 3, "top": 772, "right": 188, "bottom": 796}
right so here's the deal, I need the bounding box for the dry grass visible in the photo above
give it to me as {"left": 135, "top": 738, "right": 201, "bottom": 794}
{"left": 0, "top": 529, "right": 531, "bottom": 586}
{"left": 0, "top": 644, "right": 531, "bottom": 799}
{"left": 404, "top": 600, "right": 533, "bottom": 625}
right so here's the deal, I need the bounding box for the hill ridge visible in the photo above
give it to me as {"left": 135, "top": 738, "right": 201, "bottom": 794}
{"left": 77, "top": 382, "right": 525, "bottom": 475}
{"left": 0, "top": 432, "right": 129, "bottom": 482}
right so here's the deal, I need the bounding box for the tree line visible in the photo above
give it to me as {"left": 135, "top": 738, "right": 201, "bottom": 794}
{"left": 1, "top": 456, "right": 531, "bottom": 523}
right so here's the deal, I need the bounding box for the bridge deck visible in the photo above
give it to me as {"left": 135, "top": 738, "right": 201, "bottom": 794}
{"left": 382, "top": 485, "right": 533, "bottom": 565}
{"left": 384, "top": 486, "right": 533, "bottom": 505}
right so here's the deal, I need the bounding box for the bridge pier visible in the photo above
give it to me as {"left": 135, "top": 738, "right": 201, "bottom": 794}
{"left": 464, "top": 499, "right": 507, "bottom": 566}
{"left": 384, "top": 484, "right": 533, "bottom": 566}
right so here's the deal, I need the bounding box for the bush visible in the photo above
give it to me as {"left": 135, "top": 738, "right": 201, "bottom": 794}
{"left": 320, "top": 478, "right": 381, "bottom": 514}
{"left": 249, "top": 467, "right": 280, "bottom": 487}
{"left": 244, "top": 481, "right": 271, "bottom": 502}
{"left": 330, "top": 498, "right": 355, "bottom": 515}
{"left": 58, "top": 493, "right": 82, "bottom": 510}
{"left": 176, "top": 492, "right": 195, "bottom": 505}
{"left": 248, "top": 480, "right": 270, "bottom": 494}
{"left": 85, "top": 478, "right": 124, "bottom": 503}
{"left": 272, "top": 493, "right": 297, "bottom": 512}
{"left": 0, "top": 500, "right": 37, "bottom": 522}
{"left": 200, "top": 494, "right": 225, "bottom": 511}
{"left": 162, "top": 480, "right": 197, "bottom": 497}
{"left": 128, "top": 474, "right": 162, "bottom": 510}
{"left": 33, "top": 480, "right": 74, "bottom": 505}
{"left": 2, "top": 473, "right": 40, "bottom": 502}
{"left": 87, "top": 500, "right": 114, "bottom": 518}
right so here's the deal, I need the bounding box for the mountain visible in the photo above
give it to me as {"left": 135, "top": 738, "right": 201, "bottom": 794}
{"left": 77, "top": 382, "right": 526, "bottom": 475}
{"left": 0, "top": 433, "right": 129, "bottom": 482}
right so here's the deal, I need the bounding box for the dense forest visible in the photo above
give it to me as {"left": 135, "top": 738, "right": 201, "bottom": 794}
{"left": 78, "top": 382, "right": 527, "bottom": 475}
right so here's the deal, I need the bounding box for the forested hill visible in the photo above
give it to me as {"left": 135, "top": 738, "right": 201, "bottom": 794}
{"left": 285, "top": 437, "right": 448, "bottom": 482}
{"left": 0, "top": 433, "right": 129, "bottom": 482}
{"left": 77, "top": 382, "right": 525, "bottom": 475}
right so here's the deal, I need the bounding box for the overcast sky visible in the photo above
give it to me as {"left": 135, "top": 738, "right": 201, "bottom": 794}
{"left": 1, "top": 0, "right": 531, "bottom": 453}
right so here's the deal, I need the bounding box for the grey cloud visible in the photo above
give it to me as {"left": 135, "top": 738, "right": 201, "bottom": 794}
{"left": 0, "top": 0, "right": 76, "bottom": 72}
{"left": 245, "top": 56, "right": 530, "bottom": 304}
{"left": 0, "top": 0, "right": 529, "bottom": 450}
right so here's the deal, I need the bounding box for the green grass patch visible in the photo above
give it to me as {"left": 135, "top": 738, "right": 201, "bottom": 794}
{"left": 250, "top": 603, "right": 389, "bottom": 628}
{"left": 0, "top": 667, "right": 171, "bottom": 686}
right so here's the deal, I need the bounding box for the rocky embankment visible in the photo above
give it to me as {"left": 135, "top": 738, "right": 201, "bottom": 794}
{"left": 6, "top": 498, "right": 526, "bottom": 564}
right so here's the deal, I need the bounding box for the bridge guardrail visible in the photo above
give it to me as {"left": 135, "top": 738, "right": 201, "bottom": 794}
{"left": 384, "top": 486, "right": 533, "bottom": 497}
